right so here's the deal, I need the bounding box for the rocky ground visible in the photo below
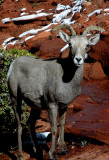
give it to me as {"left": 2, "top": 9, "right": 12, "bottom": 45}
{"left": 0, "top": 0, "right": 109, "bottom": 159}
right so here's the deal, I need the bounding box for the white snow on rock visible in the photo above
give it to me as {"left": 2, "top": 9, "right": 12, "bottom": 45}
{"left": 45, "top": 29, "right": 52, "bottom": 32}
{"left": 88, "top": 9, "right": 102, "bottom": 18}
{"left": 56, "top": 3, "right": 71, "bottom": 12}
{"left": 12, "top": 12, "right": 53, "bottom": 22}
{"left": 103, "top": 8, "right": 109, "bottom": 15}
{"left": 24, "top": 132, "right": 51, "bottom": 145}
{"left": 20, "top": 12, "right": 28, "bottom": 16}
{"left": 2, "top": 0, "right": 106, "bottom": 52}
{"left": 2, "top": 12, "right": 53, "bottom": 23}
{"left": 2, "top": 37, "right": 15, "bottom": 46}
{"left": 36, "top": 9, "right": 44, "bottom": 14}
{"left": 2, "top": 18, "right": 12, "bottom": 23}
{"left": 104, "top": 8, "right": 109, "bottom": 12}
{"left": 53, "top": 9, "right": 72, "bottom": 23}
{"left": 21, "top": 8, "right": 27, "bottom": 12}
{"left": 86, "top": 9, "right": 103, "bottom": 22}
{"left": 53, "top": 0, "right": 82, "bottom": 24}
{"left": 104, "top": 13, "right": 109, "bottom": 15}
{"left": 19, "top": 23, "right": 54, "bottom": 38}
{"left": 72, "top": 0, "right": 82, "bottom": 12}
{"left": 2, "top": 22, "right": 57, "bottom": 49}
{"left": 4, "top": 40, "right": 19, "bottom": 50}
{"left": 25, "top": 35, "right": 35, "bottom": 41}
{"left": 36, "top": 132, "right": 51, "bottom": 144}
{"left": 1, "top": 0, "right": 83, "bottom": 48}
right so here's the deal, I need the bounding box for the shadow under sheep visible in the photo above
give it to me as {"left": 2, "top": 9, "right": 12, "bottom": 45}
{"left": 0, "top": 130, "right": 104, "bottom": 160}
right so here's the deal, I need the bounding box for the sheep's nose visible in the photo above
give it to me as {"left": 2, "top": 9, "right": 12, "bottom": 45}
{"left": 75, "top": 57, "right": 82, "bottom": 63}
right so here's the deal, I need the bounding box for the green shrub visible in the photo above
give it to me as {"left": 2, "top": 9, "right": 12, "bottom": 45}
{"left": 0, "top": 0, "right": 3, "bottom": 4}
{"left": 0, "top": 48, "right": 34, "bottom": 135}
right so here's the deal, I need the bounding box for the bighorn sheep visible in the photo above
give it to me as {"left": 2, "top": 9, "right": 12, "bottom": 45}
{"left": 7, "top": 24, "right": 104, "bottom": 160}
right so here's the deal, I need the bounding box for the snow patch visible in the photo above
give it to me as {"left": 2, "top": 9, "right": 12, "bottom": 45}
{"left": 19, "top": 23, "right": 54, "bottom": 38}
{"left": 36, "top": 9, "right": 44, "bottom": 14}
{"left": 56, "top": 3, "right": 71, "bottom": 12}
{"left": 2, "top": 12, "right": 53, "bottom": 23}
{"left": 20, "top": 12, "right": 28, "bottom": 16}
{"left": 104, "top": 13, "right": 109, "bottom": 15}
{"left": 4, "top": 40, "right": 19, "bottom": 50}
{"left": 2, "top": 18, "right": 11, "bottom": 23}
{"left": 104, "top": 8, "right": 109, "bottom": 12}
{"left": 12, "top": 13, "right": 53, "bottom": 22}
{"left": 53, "top": 9, "right": 71, "bottom": 23}
{"left": 53, "top": 0, "right": 82, "bottom": 24}
{"left": 21, "top": 8, "right": 27, "bottom": 11}
{"left": 2, "top": 37, "right": 15, "bottom": 46}
{"left": 25, "top": 35, "right": 35, "bottom": 41}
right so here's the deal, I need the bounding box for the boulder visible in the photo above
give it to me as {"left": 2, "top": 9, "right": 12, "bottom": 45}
{"left": 83, "top": 62, "right": 108, "bottom": 81}
{"left": 39, "top": 38, "right": 66, "bottom": 58}
{"left": 71, "top": 12, "right": 81, "bottom": 21}
{"left": 65, "top": 80, "right": 109, "bottom": 144}
{"left": 88, "top": 31, "right": 109, "bottom": 76}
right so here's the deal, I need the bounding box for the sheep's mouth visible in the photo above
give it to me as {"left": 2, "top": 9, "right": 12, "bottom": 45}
{"left": 75, "top": 63, "right": 82, "bottom": 67}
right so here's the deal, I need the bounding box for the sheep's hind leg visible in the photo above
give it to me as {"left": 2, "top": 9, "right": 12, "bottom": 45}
{"left": 12, "top": 97, "right": 23, "bottom": 160}
{"left": 28, "top": 108, "right": 43, "bottom": 160}
{"left": 58, "top": 107, "right": 68, "bottom": 155}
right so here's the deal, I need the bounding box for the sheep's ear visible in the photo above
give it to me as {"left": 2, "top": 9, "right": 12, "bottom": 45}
{"left": 59, "top": 30, "right": 70, "bottom": 43}
{"left": 88, "top": 34, "right": 100, "bottom": 45}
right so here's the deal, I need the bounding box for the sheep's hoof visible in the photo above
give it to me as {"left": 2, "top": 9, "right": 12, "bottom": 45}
{"left": 57, "top": 143, "right": 68, "bottom": 155}
{"left": 17, "top": 153, "right": 23, "bottom": 160}
{"left": 49, "top": 150, "right": 57, "bottom": 160}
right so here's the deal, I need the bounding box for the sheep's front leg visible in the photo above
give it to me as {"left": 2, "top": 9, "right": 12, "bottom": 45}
{"left": 48, "top": 103, "right": 58, "bottom": 160}
{"left": 58, "top": 107, "right": 68, "bottom": 154}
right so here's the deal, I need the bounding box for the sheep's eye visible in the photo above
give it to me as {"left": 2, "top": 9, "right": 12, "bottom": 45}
{"left": 85, "top": 45, "right": 89, "bottom": 51}
{"left": 85, "top": 45, "right": 91, "bottom": 52}
{"left": 69, "top": 43, "right": 72, "bottom": 48}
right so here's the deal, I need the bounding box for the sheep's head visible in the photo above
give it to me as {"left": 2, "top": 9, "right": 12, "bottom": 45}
{"left": 58, "top": 25, "right": 105, "bottom": 67}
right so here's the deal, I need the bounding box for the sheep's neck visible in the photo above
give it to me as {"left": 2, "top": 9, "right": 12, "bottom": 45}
{"left": 58, "top": 56, "right": 78, "bottom": 83}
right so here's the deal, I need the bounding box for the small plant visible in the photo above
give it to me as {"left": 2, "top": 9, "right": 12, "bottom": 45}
{"left": 32, "top": 2, "right": 39, "bottom": 8}
{"left": 0, "top": 48, "right": 34, "bottom": 135}
{"left": 48, "top": 35, "right": 52, "bottom": 40}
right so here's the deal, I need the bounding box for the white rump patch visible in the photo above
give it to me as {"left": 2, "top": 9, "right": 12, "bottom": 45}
{"left": 6, "top": 60, "right": 15, "bottom": 82}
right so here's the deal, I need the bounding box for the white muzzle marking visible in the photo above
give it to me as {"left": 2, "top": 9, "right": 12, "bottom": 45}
{"left": 73, "top": 56, "right": 83, "bottom": 66}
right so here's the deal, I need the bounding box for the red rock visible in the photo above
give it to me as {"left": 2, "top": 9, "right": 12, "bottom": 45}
{"left": 82, "top": 1, "right": 92, "bottom": 7}
{"left": 28, "top": 0, "right": 48, "bottom": 2}
{"left": 47, "top": 14, "right": 53, "bottom": 20}
{"left": 71, "top": 12, "right": 81, "bottom": 21}
{"left": 65, "top": 80, "right": 109, "bottom": 145}
{"left": 100, "top": 16, "right": 109, "bottom": 31}
{"left": 24, "top": 31, "right": 51, "bottom": 53}
{"left": 88, "top": 61, "right": 107, "bottom": 80}
{"left": 83, "top": 63, "right": 93, "bottom": 81}
{"left": 89, "top": 14, "right": 97, "bottom": 21}
{"left": 39, "top": 38, "right": 65, "bottom": 58}
{"left": 50, "top": 1, "right": 57, "bottom": 6}
{"left": 89, "top": 32, "right": 109, "bottom": 69}
{"left": 66, "top": 104, "right": 109, "bottom": 144}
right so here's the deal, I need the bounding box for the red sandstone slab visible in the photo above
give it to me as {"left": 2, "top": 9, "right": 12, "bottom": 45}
{"left": 65, "top": 81, "right": 109, "bottom": 144}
